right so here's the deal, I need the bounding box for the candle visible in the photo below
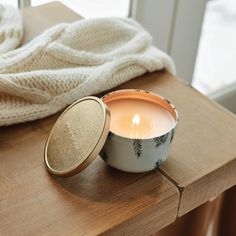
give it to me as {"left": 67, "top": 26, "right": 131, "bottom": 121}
{"left": 44, "top": 89, "right": 178, "bottom": 176}
{"left": 104, "top": 97, "right": 176, "bottom": 139}
{"left": 100, "top": 89, "right": 178, "bottom": 173}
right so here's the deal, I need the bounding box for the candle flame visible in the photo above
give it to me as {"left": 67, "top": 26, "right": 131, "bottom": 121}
{"left": 132, "top": 114, "right": 140, "bottom": 126}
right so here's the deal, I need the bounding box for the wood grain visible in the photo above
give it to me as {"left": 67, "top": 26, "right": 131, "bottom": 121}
{"left": 0, "top": 3, "right": 179, "bottom": 236}
{"left": 118, "top": 72, "right": 236, "bottom": 216}
{"left": 0, "top": 121, "right": 179, "bottom": 235}
{"left": 0, "top": 2, "right": 235, "bottom": 235}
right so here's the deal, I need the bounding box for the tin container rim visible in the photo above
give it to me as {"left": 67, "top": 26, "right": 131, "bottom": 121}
{"left": 101, "top": 89, "right": 178, "bottom": 141}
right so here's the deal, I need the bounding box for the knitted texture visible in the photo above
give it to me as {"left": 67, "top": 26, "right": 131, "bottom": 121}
{"left": 0, "top": 17, "right": 175, "bottom": 126}
{"left": 0, "top": 4, "right": 23, "bottom": 54}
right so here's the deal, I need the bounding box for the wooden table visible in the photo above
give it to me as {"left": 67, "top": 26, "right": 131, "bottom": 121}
{"left": 0, "top": 2, "right": 235, "bottom": 235}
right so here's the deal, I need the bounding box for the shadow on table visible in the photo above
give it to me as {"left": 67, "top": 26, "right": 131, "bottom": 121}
{"left": 49, "top": 157, "right": 160, "bottom": 203}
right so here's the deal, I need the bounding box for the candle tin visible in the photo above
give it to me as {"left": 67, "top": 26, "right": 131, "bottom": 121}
{"left": 100, "top": 89, "right": 178, "bottom": 173}
{"left": 44, "top": 89, "right": 178, "bottom": 176}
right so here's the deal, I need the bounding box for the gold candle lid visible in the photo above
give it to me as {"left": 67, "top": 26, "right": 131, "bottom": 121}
{"left": 44, "top": 97, "right": 110, "bottom": 177}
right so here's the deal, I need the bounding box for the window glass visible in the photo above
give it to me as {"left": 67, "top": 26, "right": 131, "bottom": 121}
{"left": 32, "top": 0, "right": 130, "bottom": 18}
{"left": 193, "top": 0, "right": 236, "bottom": 95}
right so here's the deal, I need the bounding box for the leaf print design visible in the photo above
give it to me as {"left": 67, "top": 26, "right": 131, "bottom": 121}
{"left": 153, "top": 133, "right": 168, "bottom": 148}
{"left": 133, "top": 139, "right": 142, "bottom": 159}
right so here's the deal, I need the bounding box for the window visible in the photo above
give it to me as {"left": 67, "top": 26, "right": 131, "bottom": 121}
{"left": 32, "top": 0, "right": 130, "bottom": 18}
{"left": 193, "top": 0, "right": 236, "bottom": 95}
{"left": 0, "top": 0, "right": 17, "bottom": 7}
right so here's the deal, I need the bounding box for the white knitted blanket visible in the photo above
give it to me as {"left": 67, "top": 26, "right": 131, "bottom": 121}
{"left": 0, "top": 6, "right": 175, "bottom": 126}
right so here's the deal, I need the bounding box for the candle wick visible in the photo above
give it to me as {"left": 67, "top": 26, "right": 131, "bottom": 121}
{"left": 132, "top": 114, "right": 140, "bottom": 127}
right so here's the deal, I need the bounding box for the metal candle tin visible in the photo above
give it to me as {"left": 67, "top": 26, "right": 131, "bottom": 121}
{"left": 100, "top": 89, "right": 178, "bottom": 173}
{"left": 44, "top": 89, "right": 178, "bottom": 176}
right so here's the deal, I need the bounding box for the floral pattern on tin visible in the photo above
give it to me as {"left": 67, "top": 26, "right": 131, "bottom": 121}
{"left": 133, "top": 139, "right": 142, "bottom": 159}
{"left": 153, "top": 133, "right": 168, "bottom": 148}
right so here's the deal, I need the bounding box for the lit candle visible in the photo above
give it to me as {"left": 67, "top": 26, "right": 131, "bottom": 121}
{"left": 104, "top": 94, "right": 176, "bottom": 139}
{"left": 101, "top": 89, "right": 178, "bottom": 173}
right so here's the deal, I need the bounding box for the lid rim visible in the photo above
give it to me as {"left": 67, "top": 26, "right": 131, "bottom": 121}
{"left": 44, "top": 96, "right": 110, "bottom": 177}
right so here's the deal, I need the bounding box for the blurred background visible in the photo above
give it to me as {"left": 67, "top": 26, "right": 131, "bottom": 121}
{"left": 1, "top": 0, "right": 235, "bottom": 112}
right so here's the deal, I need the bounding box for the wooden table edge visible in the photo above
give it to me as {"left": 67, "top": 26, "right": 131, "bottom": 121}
{"left": 101, "top": 185, "right": 180, "bottom": 235}
{"left": 178, "top": 157, "right": 236, "bottom": 216}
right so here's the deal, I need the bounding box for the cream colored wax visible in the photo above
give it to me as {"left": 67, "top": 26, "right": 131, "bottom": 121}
{"left": 106, "top": 98, "right": 176, "bottom": 139}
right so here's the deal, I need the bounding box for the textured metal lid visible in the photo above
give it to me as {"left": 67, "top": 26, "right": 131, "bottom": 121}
{"left": 44, "top": 97, "right": 110, "bottom": 177}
